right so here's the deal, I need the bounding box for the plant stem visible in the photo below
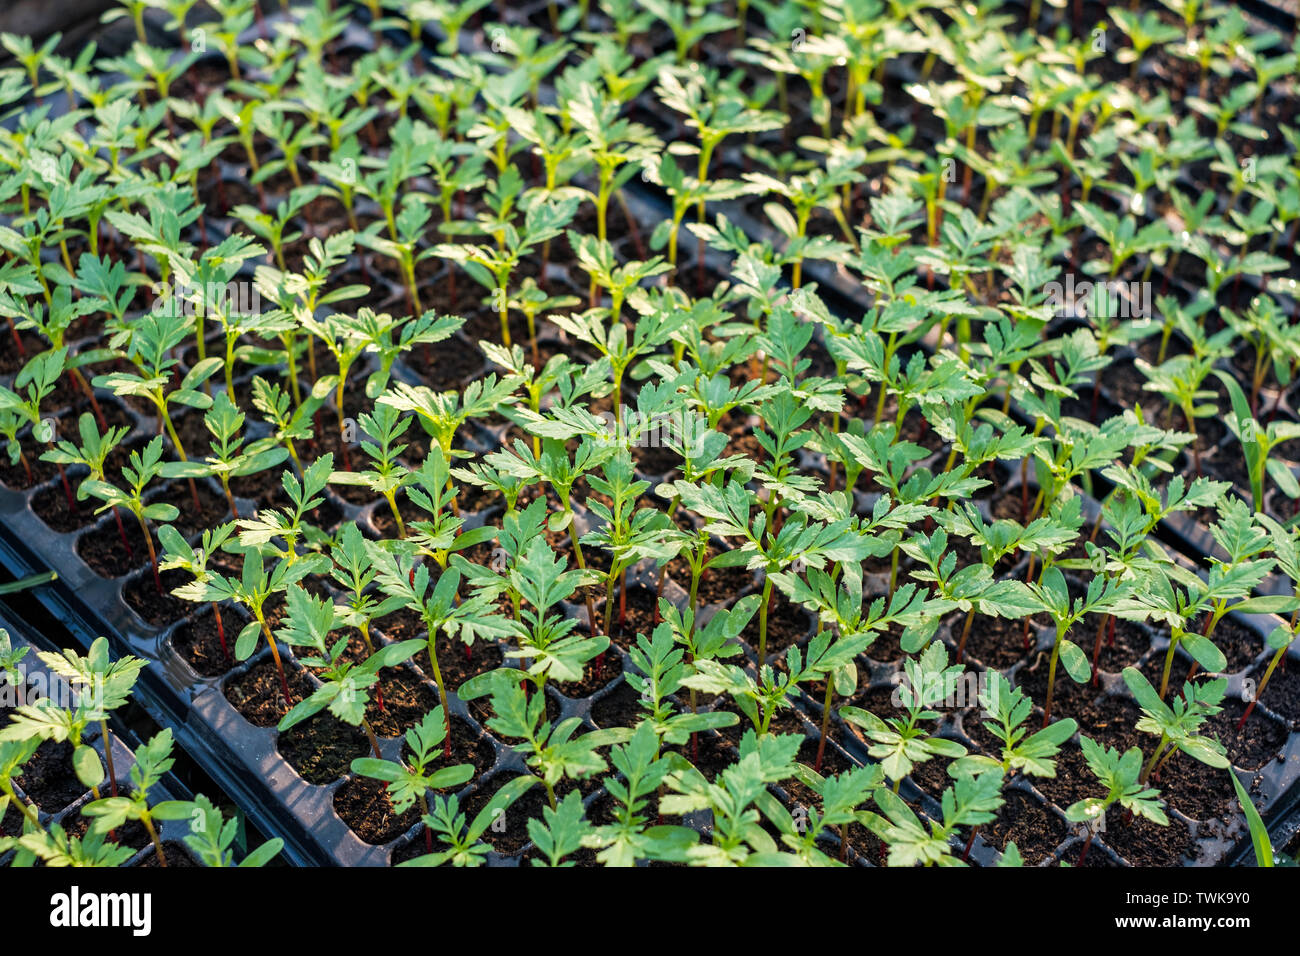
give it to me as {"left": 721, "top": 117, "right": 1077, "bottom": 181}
{"left": 138, "top": 514, "right": 163, "bottom": 595}
{"left": 956, "top": 607, "right": 974, "bottom": 664}
{"left": 260, "top": 617, "right": 291, "bottom": 706}
{"left": 425, "top": 628, "right": 453, "bottom": 759}
{"left": 757, "top": 576, "right": 774, "bottom": 669}
{"left": 141, "top": 814, "right": 167, "bottom": 867}
{"left": 1237, "top": 644, "right": 1285, "bottom": 729}
{"left": 99, "top": 719, "right": 118, "bottom": 799}
{"left": 815, "top": 674, "right": 833, "bottom": 773}
{"left": 362, "top": 719, "right": 382, "bottom": 759}
{"left": 1042, "top": 628, "right": 1062, "bottom": 727}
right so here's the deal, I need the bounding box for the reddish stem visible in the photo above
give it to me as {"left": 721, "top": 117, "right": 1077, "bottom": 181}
{"left": 1078, "top": 827, "right": 1095, "bottom": 865}
{"left": 212, "top": 602, "right": 231, "bottom": 663}
{"left": 112, "top": 507, "right": 136, "bottom": 563}
{"left": 6, "top": 318, "right": 25, "bottom": 357}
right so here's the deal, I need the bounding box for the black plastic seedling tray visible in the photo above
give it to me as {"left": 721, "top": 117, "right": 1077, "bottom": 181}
{"left": 617, "top": 176, "right": 1300, "bottom": 866}
{"left": 3, "top": 0, "right": 1298, "bottom": 868}
{"left": 564, "top": 17, "right": 1300, "bottom": 863}
{"left": 0, "top": 605, "right": 201, "bottom": 867}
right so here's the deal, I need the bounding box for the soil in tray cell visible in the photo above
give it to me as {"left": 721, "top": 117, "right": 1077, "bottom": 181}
{"left": 404, "top": 631, "right": 504, "bottom": 695}
{"left": 224, "top": 658, "right": 317, "bottom": 728}
{"left": 170, "top": 609, "right": 239, "bottom": 678}
{"left": 590, "top": 679, "right": 642, "bottom": 732}
{"left": 147, "top": 479, "right": 229, "bottom": 537}
{"left": 278, "top": 711, "right": 371, "bottom": 786}
{"left": 30, "top": 482, "right": 99, "bottom": 533}
{"left": 457, "top": 774, "right": 557, "bottom": 857}
{"left": 136, "top": 843, "right": 199, "bottom": 867}
{"left": 954, "top": 612, "right": 1037, "bottom": 670}
{"left": 334, "top": 776, "right": 420, "bottom": 845}
{"left": 76, "top": 518, "right": 152, "bottom": 579}
{"left": 603, "top": 584, "right": 667, "bottom": 651}
{"left": 737, "top": 594, "right": 813, "bottom": 660}
{"left": 1204, "top": 699, "right": 1287, "bottom": 772}
{"left": 124, "top": 567, "right": 197, "bottom": 627}
{"left": 404, "top": 339, "right": 486, "bottom": 392}
{"left": 980, "top": 790, "right": 1069, "bottom": 865}
{"left": 364, "top": 668, "right": 442, "bottom": 738}
{"left": 1098, "top": 811, "right": 1196, "bottom": 867}
{"left": 15, "top": 740, "right": 88, "bottom": 814}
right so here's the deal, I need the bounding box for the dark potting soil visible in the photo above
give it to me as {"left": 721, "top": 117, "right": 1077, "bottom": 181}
{"left": 366, "top": 668, "right": 441, "bottom": 738}
{"left": 980, "top": 789, "right": 1068, "bottom": 865}
{"left": 906, "top": 749, "right": 957, "bottom": 798}
{"left": 449, "top": 480, "right": 501, "bottom": 514}
{"left": 404, "top": 340, "right": 485, "bottom": 392}
{"left": 461, "top": 310, "right": 534, "bottom": 350}
{"left": 742, "top": 596, "right": 813, "bottom": 660}
{"left": 135, "top": 842, "right": 198, "bottom": 867}
{"left": 390, "top": 830, "right": 435, "bottom": 865}
{"left": 29, "top": 483, "right": 98, "bottom": 533}
{"left": 278, "top": 711, "right": 370, "bottom": 786}
{"left": 863, "top": 623, "right": 910, "bottom": 664}
{"left": 169, "top": 610, "right": 237, "bottom": 678}
{"left": 957, "top": 612, "right": 1036, "bottom": 669}
{"left": 1135, "top": 650, "right": 1206, "bottom": 698}
{"left": 333, "top": 776, "right": 419, "bottom": 845}
{"left": 665, "top": 732, "right": 738, "bottom": 783}
{"left": 0, "top": 455, "right": 58, "bottom": 490}
{"left": 630, "top": 440, "right": 681, "bottom": 478}
{"left": 605, "top": 585, "right": 664, "bottom": 651}
{"left": 370, "top": 495, "right": 417, "bottom": 538}
{"left": 1154, "top": 616, "right": 1262, "bottom": 676}
{"left": 0, "top": 331, "right": 47, "bottom": 375}
{"left": 1073, "top": 693, "right": 1144, "bottom": 745}
{"left": 1078, "top": 614, "right": 1151, "bottom": 673}
{"left": 76, "top": 518, "right": 151, "bottom": 579}
{"left": 1145, "top": 750, "right": 1239, "bottom": 825}
{"left": 0, "top": 791, "right": 18, "bottom": 836}
{"left": 409, "top": 634, "right": 504, "bottom": 696}
{"left": 15, "top": 739, "right": 87, "bottom": 814}
{"left": 461, "top": 774, "right": 554, "bottom": 856}
{"left": 223, "top": 658, "right": 316, "bottom": 728}
{"left": 1098, "top": 811, "right": 1195, "bottom": 867}
{"left": 1013, "top": 648, "right": 1099, "bottom": 716}
{"left": 590, "top": 679, "right": 643, "bottom": 731}
{"left": 228, "top": 466, "right": 297, "bottom": 510}
{"left": 1206, "top": 700, "right": 1288, "bottom": 772}
{"left": 123, "top": 568, "right": 195, "bottom": 627}
{"left": 1038, "top": 745, "right": 1106, "bottom": 815}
